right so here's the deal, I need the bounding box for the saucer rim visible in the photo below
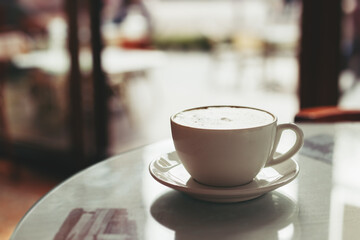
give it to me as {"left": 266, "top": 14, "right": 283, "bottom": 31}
{"left": 149, "top": 151, "right": 299, "bottom": 197}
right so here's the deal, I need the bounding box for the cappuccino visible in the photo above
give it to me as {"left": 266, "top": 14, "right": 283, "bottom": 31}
{"left": 172, "top": 106, "right": 275, "bottom": 129}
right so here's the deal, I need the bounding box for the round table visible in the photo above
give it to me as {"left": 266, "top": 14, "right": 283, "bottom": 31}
{"left": 10, "top": 123, "right": 360, "bottom": 240}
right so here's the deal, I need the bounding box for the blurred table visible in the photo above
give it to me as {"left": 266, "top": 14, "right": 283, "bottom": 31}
{"left": 11, "top": 46, "right": 166, "bottom": 75}
{"left": 10, "top": 123, "right": 360, "bottom": 239}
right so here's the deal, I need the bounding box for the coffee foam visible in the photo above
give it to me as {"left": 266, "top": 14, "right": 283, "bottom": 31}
{"left": 173, "top": 107, "right": 275, "bottom": 129}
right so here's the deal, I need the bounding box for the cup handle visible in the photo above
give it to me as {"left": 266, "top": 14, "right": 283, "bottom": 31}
{"left": 265, "top": 123, "right": 304, "bottom": 167}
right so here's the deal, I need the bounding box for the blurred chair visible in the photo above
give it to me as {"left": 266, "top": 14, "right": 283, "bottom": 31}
{"left": 295, "top": 0, "right": 360, "bottom": 123}
{"left": 296, "top": 0, "right": 360, "bottom": 123}
{"left": 0, "top": 0, "right": 109, "bottom": 175}
{"left": 295, "top": 106, "right": 360, "bottom": 123}
{"left": 298, "top": 0, "right": 341, "bottom": 109}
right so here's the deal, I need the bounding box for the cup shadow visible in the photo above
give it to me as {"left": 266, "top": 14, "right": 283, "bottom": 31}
{"left": 150, "top": 191, "right": 300, "bottom": 240}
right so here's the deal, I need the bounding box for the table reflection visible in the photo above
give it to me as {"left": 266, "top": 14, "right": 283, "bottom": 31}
{"left": 151, "top": 191, "right": 299, "bottom": 240}
{"left": 330, "top": 124, "right": 360, "bottom": 239}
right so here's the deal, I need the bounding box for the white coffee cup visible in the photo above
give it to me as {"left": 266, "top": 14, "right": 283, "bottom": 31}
{"left": 170, "top": 106, "right": 304, "bottom": 187}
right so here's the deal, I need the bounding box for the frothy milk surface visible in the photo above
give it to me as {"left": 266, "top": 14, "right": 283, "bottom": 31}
{"left": 173, "top": 107, "right": 275, "bottom": 129}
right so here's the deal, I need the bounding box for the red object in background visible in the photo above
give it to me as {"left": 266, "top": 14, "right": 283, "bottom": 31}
{"left": 295, "top": 106, "right": 360, "bottom": 122}
{"left": 120, "top": 37, "right": 152, "bottom": 49}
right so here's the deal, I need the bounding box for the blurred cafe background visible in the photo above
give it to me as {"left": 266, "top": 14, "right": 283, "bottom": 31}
{"left": 1, "top": 0, "right": 360, "bottom": 238}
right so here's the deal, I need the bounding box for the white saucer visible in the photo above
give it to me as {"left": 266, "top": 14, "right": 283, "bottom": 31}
{"left": 149, "top": 151, "right": 299, "bottom": 203}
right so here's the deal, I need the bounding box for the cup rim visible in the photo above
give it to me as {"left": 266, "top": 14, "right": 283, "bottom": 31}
{"left": 170, "top": 105, "right": 277, "bottom": 131}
